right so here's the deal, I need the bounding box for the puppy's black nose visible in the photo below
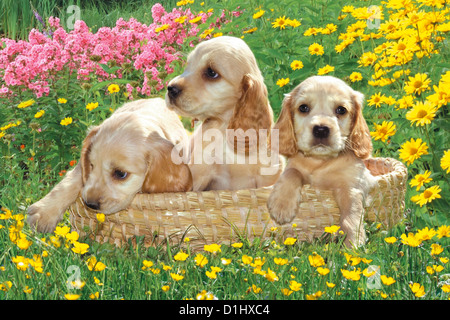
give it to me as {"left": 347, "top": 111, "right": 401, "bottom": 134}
{"left": 84, "top": 200, "right": 100, "bottom": 211}
{"left": 313, "top": 125, "right": 330, "bottom": 139}
{"left": 167, "top": 85, "right": 182, "bottom": 100}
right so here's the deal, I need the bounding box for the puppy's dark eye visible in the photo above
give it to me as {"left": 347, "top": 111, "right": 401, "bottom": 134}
{"left": 336, "top": 106, "right": 347, "bottom": 115}
{"left": 205, "top": 67, "right": 219, "bottom": 79}
{"left": 113, "top": 169, "right": 128, "bottom": 180}
{"left": 299, "top": 104, "right": 310, "bottom": 113}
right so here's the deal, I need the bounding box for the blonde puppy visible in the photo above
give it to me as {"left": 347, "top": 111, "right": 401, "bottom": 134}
{"left": 28, "top": 98, "right": 192, "bottom": 232}
{"left": 166, "top": 36, "right": 282, "bottom": 191}
{"left": 267, "top": 76, "right": 375, "bottom": 247}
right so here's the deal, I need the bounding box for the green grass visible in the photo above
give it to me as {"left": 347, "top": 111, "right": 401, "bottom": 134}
{"left": 1, "top": 0, "right": 449, "bottom": 300}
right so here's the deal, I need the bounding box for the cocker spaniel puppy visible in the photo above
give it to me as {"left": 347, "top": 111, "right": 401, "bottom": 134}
{"left": 267, "top": 76, "right": 376, "bottom": 247}
{"left": 166, "top": 36, "right": 282, "bottom": 191}
{"left": 28, "top": 98, "right": 192, "bottom": 232}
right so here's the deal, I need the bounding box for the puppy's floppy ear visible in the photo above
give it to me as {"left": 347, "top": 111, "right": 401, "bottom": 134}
{"left": 227, "top": 74, "right": 273, "bottom": 152}
{"left": 349, "top": 91, "right": 372, "bottom": 159}
{"left": 80, "top": 126, "right": 100, "bottom": 185}
{"left": 274, "top": 94, "right": 299, "bottom": 157}
{"left": 142, "top": 132, "right": 193, "bottom": 193}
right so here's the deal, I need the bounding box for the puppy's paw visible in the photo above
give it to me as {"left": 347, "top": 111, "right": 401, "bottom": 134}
{"left": 27, "top": 200, "right": 64, "bottom": 233}
{"left": 267, "top": 187, "right": 301, "bottom": 225}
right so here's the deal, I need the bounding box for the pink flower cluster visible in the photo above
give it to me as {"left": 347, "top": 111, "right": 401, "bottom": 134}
{"left": 0, "top": 3, "right": 211, "bottom": 98}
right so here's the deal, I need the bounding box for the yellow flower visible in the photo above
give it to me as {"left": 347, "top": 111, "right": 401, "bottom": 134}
{"left": 290, "top": 60, "right": 304, "bottom": 71}
{"left": 58, "top": 98, "right": 67, "bottom": 104}
{"left": 309, "top": 43, "right": 324, "bottom": 56}
{"left": 272, "top": 16, "right": 288, "bottom": 29}
{"left": 86, "top": 102, "right": 99, "bottom": 111}
{"left": 441, "top": 284, "right": 450, "bottom": 293}
{"left": 155, "top": 24, "right": 170, "bottom": 33}
{"left": 326, "top": 282, "right": 335, "bottom": 288}
{"left": 380, "top": 275, "right": 396, "bottom": 285}
{"left": 384, "top": 236, "right": 397, "bottom": 244}
{"left": 409, "top": 283, "right": 426, "bottom": 298}
{"left": 341, "top": 268, "right": 362, "bottom": 281}
{"left": 204, "top": 243, "right": 221, "bottom": 254}
{"left": 409, "top": 171, "right": 432, "bottom": 191}
{"left": 17, "top": 99, "right": 35, "bottom": 109}
{"left": 324, "top": 225, "right": 340, "bottom": 234}
{"left": 411, "top": 186, "right": 441, "bottom": 207}
{"left": 71, "top": 241, "right": 89, "bottom": 254}
{"left": 174, "top": 251, "right": 189, "bottom": 261}
{"left": 437, "top": 225, "right": 450, "bottom": 239}
{"left": 60, "top": 117, "right": 73, "bottom": 126}
{"left": 231, "top": 242, "right": 243, "bottom": 248}
{"left": 357, "top": 51, "right": 377, "bottom": 66}
{"left": 54, "top": 225, "right": 70, "bottom": 237}
{"left": 107, "top": 84, "right": 120, "bottom": 94}
{"left": 317, "top": 267, "right": 330, "bottom": 276}
{"left": 308, "top": 253, "right": 325, "bottom": 267}
{"left": 170, "top": 273, "right": 184, "bottom": 281}
{"left": 367, "top": 92, "right": 385, "bottom": 108}
{"left": 281, "top": 288, "right": 293, "bottom": 296}
{"left": 404, "top": 73, "right": 431, "bottom": 95}
{"left": 440, "top": 150, "right": 450, "bottom": 173}
{"left": 349, "top": 72, "right": 363, "bottom": 82}
{"left": 34, "top": 110, "right": 45, "bottom": 118}
{"left": 406, "top": 101, "right": 437, "bottom": 126}
{"left": 86, "top": 256, "right": 107, "bottom": 271}
{"left": 317, "top": 65, "right": 334, "bottom": 75}
{"left": 283, "top": 237, "right": 297, "bottom": 245}
{"left": 289, "top": 280, "right": 302, "bottom": 291}
{"left": 370, "top": 121, "right": 396, "bottom": 142}
{"left": 306, "top": 291, "right": 323, "bottom": 300}
{"left": 162, "top": 285, "right": 170, "bottom": 292}
{"left": 288, "top": 19, "right": 301, "bottom": 28}
{"left": 274, "top": 257, "right": 288, "bottom": 265}
{"left": 253, "top": 10, "right": 265, "bottom": 19}
{"left": 276, "top": 78, "right": 289, "bottom": 87}
{"left": 221, "top": 258, "right": 231, "bottom": 265}
{"left": 398, "top": 138, "right": 428, "bottom": 165}
{"left": 400, "top": 233, "right": 422, "bottom": 247}
{"left": 251, "top": 284, "right": 262, "bottom": 293}
{"left": 189, "top": 16, "right": 202, "bottom": 24}
{"left": 12, "top": 256, "right": 29, "bottom": 271}
{"left": 89, "top": 292, "right": 100, "bottom": 299}
{"left": 426, "top": 265, "right": 444, "bottom": 274}
{"left": 64, "top": 293, "right": 81, "bottom": 300}
{"left": 195, "top": 253, "right": 208, "bottom": 267}
{"left": 96, "top": 213, "right": 105, "bottom": 223}
{"left": 205, "top": 270, "right": 217, "bottom": 279}
{"left": 242, "top": 255, "right": 253, "bottom": 265}
{"left": 264, "top": 268, "right": 279, "bottom": 282}
{"left": 142, "top": 260, "right": 154, "bottom": 270}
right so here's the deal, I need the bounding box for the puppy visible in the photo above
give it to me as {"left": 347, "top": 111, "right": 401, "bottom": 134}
{"left": 27, "top": 98, "right": 192, "bottom": 232}
{"left": 166, "top": 36, "right": 282, "bottom": 191}
{"left": 267, "top": 76, "right": 375, "bottom": 247}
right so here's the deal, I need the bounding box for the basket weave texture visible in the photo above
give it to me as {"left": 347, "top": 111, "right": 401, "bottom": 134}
{"left": 69, "top": 157, "right": 407, "bottom": 248}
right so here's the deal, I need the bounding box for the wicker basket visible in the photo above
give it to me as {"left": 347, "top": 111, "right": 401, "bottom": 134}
{"left": 69, "top": 157, "right": 407, "bottom": 249}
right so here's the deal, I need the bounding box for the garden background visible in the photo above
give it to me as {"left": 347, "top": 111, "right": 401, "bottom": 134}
{"left": 0, "top": 0, "right": 449, "bottom": 300}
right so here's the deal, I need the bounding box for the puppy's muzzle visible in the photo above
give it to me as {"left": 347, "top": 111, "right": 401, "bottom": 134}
{"left": 167, "top": 85, "right": 182, "bottom": 101}
{"left": 312, "top": 125, "right": 330, "bottom": 139}
{"left": 83, "top": 199, "right": 100, "bottom": 211}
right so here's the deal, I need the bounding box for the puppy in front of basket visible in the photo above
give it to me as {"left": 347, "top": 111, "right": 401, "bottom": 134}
{"left": 28, "top": 98, "right": 192, "bottom": 233}
{"left": 267, "top": 76, "right": 375, "bottom": 247}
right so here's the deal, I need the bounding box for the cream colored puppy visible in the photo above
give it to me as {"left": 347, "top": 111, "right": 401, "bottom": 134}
{"left": 267, "top": 76, "right": 375, "bottom": 247}
{"left": 166, "top": 36, "right": 282, "bottom": 191}
{"left": 28, "top": 98, "right": 192, "bottom": 232}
